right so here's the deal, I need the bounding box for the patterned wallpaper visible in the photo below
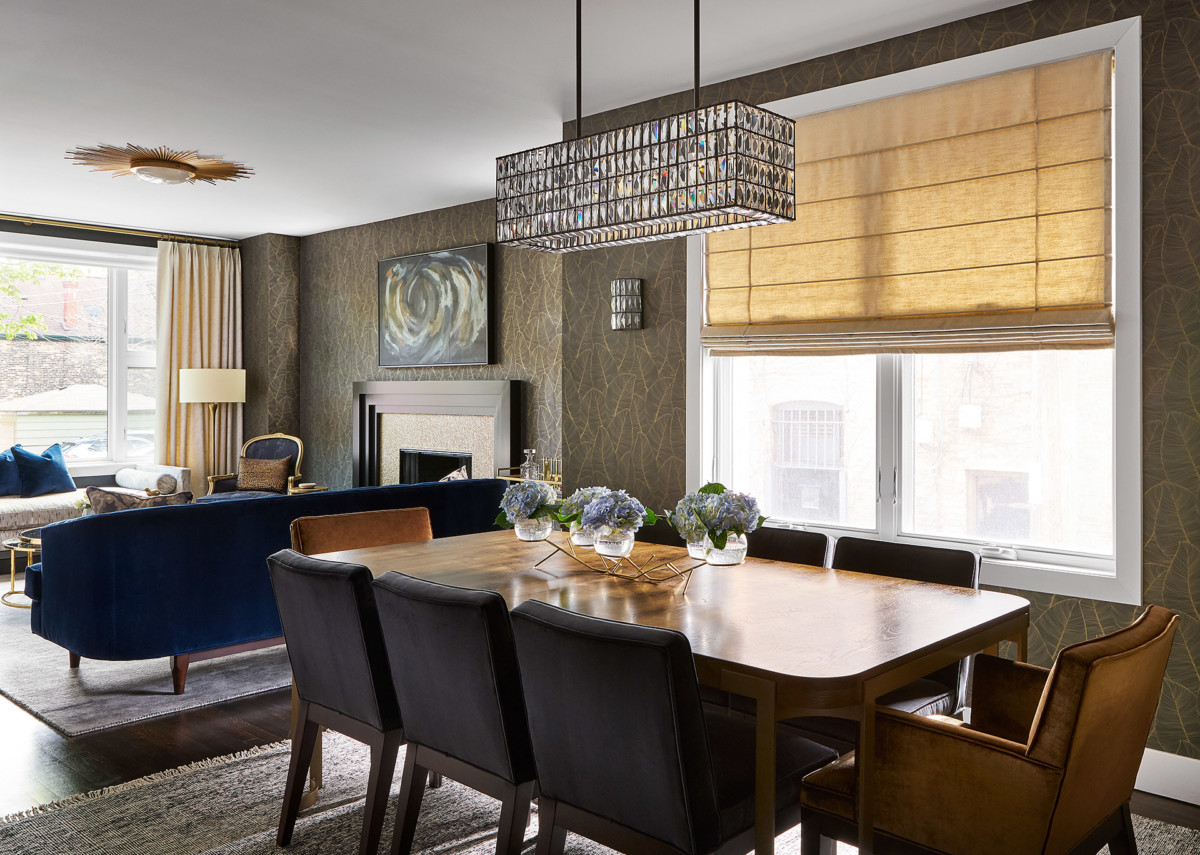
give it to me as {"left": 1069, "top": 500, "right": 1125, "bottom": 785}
{"left": 562, "top": 241, "right": 689, "bottom": 513}
{"left": 560, "top": 0, "right": 1199, "bottom": 757}
{"left": 241, "top": 233, "right": 301, "bottom": 439}
{"left": 291, "top": 200, "right": 561, "bottom": 489}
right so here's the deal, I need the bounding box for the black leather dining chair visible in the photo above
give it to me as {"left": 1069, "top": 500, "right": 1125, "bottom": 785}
{"left": 634, "top": 517, "right": 683, "bottom": 546}
{"left": 510, "top": 599, "right": 838, "bottom": 855}
{"left": 372, "top": 572, "right": 536, "bottom": 855}
{"left": 746, "top": 526, "right": 830, "bottom": 566}
{"left": 783, "top": 536, "right": 979, "bottom": 751}
{"left": 267, "top": 549, "right": 403, "bottom": 855}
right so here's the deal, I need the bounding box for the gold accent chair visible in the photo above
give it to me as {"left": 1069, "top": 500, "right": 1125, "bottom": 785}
{"left": 206, "top": 432, "right": 303, "bottom": 496}
{"left": 798, "top": 605, "right": 1180, "bottom": 855}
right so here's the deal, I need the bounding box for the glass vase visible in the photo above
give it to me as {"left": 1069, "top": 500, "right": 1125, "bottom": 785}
{"left": 569, "top": 521, "right": 594, "bottom": 547}
{"left": 699, "top": 533, "right": 749, "bottom": 565}
{"left": 514, "top": 517, "right": 553, "bottom": 542}
{"left": 686, "top": 539, "right": 708, "bottom": 560}
{"left": 593, "top": 529, "right": 635, "bottom": 558}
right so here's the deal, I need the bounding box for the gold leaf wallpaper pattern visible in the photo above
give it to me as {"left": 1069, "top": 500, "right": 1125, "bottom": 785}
{"left": 242, "top": 233, "right": 301, "bottom": 438}
{"left": 561, "top": 240, "right": 689, "bottom": 512}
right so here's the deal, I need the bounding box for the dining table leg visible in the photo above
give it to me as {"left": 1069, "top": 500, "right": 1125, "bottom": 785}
{"left": 855, "top": 679, "right": 881, "bottom": 855}
{"left": 722, "top": 670, "right": 778, "bottom": 855}
{"left": 1014, "top": 629, "right": 1029, "bottom": 662}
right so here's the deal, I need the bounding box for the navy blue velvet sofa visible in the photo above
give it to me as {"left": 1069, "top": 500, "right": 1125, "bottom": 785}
{"left": 25, "top": 478, "right": 505, "bottom": 692}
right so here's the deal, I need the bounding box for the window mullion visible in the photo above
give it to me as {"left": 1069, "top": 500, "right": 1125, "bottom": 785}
{"left": 109, "top": 268, "right": 128, "bottom": 462}
{"left": 877, "top": 354, "right": 900, "bottom": 539}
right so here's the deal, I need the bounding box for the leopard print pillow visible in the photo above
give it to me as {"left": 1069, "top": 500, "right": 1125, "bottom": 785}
{"left": 236, "top": 456, "right": 292, "bottom": 493}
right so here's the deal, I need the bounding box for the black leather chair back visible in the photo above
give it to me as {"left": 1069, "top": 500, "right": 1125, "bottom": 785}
{"left": 747, "top": 527, "right": 829, "bottom": 566}
{"left": 372, "top": 572, "right": 535, "bottom": 785}
{"left": 831, "top": 536, "right": 978, "bottom": 692}
{"left": 266, "top": 549, "right": 400, "bottom": 730}
{"left": 634, "top": 517, "right": 682, "bottom": 546}
{"left": 511, "top": 599, "right": 721, "bottom": 855}
{"left": 831, "top": 536, "right": 978, "bottom": 589}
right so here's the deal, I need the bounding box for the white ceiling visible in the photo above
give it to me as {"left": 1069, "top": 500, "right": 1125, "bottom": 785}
{"left": 0, "top": 0, "right": 1021, "bottom": 241}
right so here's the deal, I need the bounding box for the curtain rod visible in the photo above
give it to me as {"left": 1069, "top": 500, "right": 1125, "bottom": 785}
{"left": 0, "top": 213, "right": 240, "bottom": 248}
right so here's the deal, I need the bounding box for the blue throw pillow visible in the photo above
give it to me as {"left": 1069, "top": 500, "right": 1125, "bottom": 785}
{"left": 13, "top": 443, "right": 76, "bottom": 498}
{"left": 0, "top": 445, "right": 21, "bottom": 496}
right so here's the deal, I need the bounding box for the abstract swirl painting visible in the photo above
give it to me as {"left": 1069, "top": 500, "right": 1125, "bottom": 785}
{"left": 378, "top": 243, "right": 491, "bottom": 367}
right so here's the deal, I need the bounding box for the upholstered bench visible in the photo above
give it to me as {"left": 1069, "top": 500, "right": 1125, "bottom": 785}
{"left": 0, "top": 463, "right": 191, "bottom": 543}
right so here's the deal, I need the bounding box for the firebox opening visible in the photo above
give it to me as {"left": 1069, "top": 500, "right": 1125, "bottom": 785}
{"left": 399, "top": 449, "right": 472, "bottom": 484}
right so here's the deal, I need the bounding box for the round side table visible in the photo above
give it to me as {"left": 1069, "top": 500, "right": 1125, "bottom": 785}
{"left": 2, "top": 535, "right": 39, "bottom": 609}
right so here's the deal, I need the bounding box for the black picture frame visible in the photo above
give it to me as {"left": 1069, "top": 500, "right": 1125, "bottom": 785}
{"left": 378, "top": 243, "right": 492, "bottom": 367}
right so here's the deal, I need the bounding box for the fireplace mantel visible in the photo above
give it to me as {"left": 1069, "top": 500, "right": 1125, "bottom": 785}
{"left": 352, "top": 380, "right": 518, "bottom": 487}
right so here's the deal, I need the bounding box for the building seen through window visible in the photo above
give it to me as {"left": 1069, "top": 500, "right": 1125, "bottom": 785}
{"left": 0, "top": 238, "right": 157, "bottom": 466}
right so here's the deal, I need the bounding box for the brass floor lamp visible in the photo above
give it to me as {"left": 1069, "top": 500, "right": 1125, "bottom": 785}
{"left": 178, "top": 368, "right": 246, "bottom": 479}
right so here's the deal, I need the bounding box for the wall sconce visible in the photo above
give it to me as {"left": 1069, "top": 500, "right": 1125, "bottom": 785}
{"left": 611, "top": 279, "right": 643, "bottom": 330}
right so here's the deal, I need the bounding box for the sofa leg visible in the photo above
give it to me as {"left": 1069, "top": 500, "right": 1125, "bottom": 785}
{"left": 171, "top": 654, "right": 190, "bottom": 694}
{"left": 69, "top": 652, "right": 80, "bottom": 669}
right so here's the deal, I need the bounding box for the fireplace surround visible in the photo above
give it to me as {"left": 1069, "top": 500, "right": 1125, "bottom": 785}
{"left": 352, "top": 380, "right": 517, "bottom": 487}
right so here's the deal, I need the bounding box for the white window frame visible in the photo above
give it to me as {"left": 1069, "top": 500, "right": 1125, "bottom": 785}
{"left": 688, "top": 18, "right": 1142, "bottom": 605}
{"left": 0, "top": 233, "right": 158, "bottom": 477}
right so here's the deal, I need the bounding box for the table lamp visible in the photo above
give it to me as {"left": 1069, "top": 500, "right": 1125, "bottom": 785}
{"left": 178, "top": 368, "right": 246, "bottom": 478}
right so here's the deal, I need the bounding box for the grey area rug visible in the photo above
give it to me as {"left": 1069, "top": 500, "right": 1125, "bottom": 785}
{"left": 1, "top": 731, "right": 1197, "bottom": 855}
{"left": 0, "top": 594, "right": 291, "bottom": 736}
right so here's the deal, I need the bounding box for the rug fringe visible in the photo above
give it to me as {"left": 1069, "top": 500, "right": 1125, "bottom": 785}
{"left": 0, "top": 740, "right": 289, "bottom": 824}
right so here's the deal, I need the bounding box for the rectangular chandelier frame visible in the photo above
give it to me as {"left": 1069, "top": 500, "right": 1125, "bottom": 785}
{"left": 496, "top": 99, "right": 795, "bottom": 253}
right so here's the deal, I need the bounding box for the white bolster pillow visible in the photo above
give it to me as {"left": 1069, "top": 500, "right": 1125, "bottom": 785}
{"left": 114, "top": 468, "right": 177, "bottom": 494}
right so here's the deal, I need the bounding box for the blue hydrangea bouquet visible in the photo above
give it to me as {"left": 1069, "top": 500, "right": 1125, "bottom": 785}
{"left": 667, "top": 483, "right": 765, "bottom": 550}
{"left": 578, "top": 488, "right": 658, "bottom": 536}
{"left": 495, "top": 480, "right": 561, "bottom": 527}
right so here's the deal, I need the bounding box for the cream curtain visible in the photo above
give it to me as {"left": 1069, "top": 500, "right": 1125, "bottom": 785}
{"left": 155, "top": 241, "right": 243, "bottom": 489}
{"left": 704, "top": 51, "right": 1113, "bottom": 354}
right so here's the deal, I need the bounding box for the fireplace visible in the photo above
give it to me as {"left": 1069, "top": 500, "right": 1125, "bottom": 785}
{"left": 399, "top": 449, "right": 472, "bottom": 484}
{"left": 353, "top": 380, "right": 517, "bottom": 487}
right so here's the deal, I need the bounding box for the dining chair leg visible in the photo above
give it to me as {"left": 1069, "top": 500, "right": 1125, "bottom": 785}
{"left": 534, "top": 798, "right": 567, "bottom": 855}
{"left": 800, "top": 815, "right": 838, "bottom": 855}
{"left": 1107, "top": 803, "right": 1139, "bottom": 855}
{"left": 278, "top": 702, "right": 319, "bottom": 846}
{"left": 495, "top": 780, "right": 535, "bottom": 855}
{"left": 360, "top": 731, "right": 403, "bottom": 855}
{"left": 390, "top": 748, "right": 428, "bottom": 855}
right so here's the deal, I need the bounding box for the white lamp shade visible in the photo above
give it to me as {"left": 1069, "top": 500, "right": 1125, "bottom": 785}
{"left": 178, "top": 368, "right": 246, "bottom": 404}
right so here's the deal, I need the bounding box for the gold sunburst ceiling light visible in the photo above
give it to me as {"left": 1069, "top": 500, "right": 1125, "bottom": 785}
{"left": 66, "top": 144, "right": 253, "bottom": 185}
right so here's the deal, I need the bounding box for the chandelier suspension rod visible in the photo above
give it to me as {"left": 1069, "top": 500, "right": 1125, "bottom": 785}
{"left": 574, "top": 0, "right": 702, "bottom": 140}
{"left": 694, "top": 0, "right": 700, "bottom": 112}
{"left": 576, "top": 0, "right": 582, "bottom": 140}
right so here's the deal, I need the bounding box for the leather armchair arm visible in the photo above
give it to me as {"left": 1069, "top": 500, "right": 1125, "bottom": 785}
{"left": 970, "top": 653, "right": 1049, "bottom": 743}
{"left": 206, "top": 473, "right": 237, "bottom": 495}
{"left": 874, "top": 708, "right": 1062, "bottom": 855}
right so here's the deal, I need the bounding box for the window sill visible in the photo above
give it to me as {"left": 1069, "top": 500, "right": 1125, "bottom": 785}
{"left": 65, "top": 461, "right": 141, "bottom": 478}
{"left": 980, "top": 557, "right": 1141, "bottom": 606}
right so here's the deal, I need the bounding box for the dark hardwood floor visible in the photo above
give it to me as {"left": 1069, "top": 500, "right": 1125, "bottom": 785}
{"left": 0, "top": 684, "right": 291, "bottom": 818}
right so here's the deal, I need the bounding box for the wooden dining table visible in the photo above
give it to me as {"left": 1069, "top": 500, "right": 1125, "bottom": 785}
{"left": 307, "top": 529, "right": 1030, "bottom": 855}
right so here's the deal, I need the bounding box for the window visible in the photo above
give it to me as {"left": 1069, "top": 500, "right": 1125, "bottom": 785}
{"left": 0, "top": 233, "right": 158, "bottom": 471}
{"left": 691, "top": 19, "right": 1142, "bottom": 604}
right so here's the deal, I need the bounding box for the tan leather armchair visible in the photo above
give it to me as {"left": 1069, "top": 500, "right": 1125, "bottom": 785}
{"left": 799, "top": 605, "right": 1180, "bottom": 855}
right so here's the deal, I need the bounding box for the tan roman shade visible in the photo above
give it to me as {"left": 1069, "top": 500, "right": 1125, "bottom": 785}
{"left": 704, "top": 51, "right": 1114, "bottom": 354}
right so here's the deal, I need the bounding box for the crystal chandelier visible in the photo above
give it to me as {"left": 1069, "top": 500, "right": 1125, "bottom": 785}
{"left": 496, "top": 1, "right": 795, "bottom": 253}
